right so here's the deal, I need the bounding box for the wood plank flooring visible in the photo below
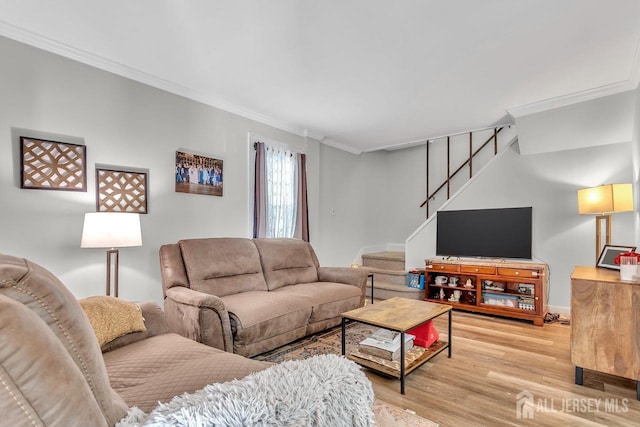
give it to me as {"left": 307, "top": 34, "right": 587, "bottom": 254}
{"left": 363, "top": 310, "right": 639, "bottom": 426}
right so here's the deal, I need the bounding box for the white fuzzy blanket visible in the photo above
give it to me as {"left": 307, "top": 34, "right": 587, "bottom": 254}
{"left": 117, "top": 354, "right": 374, "bottom": 427}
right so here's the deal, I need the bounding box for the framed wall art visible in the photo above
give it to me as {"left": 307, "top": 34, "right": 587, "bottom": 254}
{"left": 96, "top": 167, "right": 148, "bottom": 213}
{"left": 175, "top": 150, "right": 223, "bottom": 197}
{"left": 20, "top": 136, "right": 87, "bottom": 191}
{"left": 596, "top": 244, "right": 637, "bottom": 270}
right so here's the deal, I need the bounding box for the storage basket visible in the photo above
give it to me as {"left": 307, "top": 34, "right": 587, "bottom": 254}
{"left": 406, "top": 272, "right": 425, "bottom": 289}
{"left": 482, "top": 292, "right": 519, "bottom": 308}
{"left": 518, "top": 296, "right": 535, "bottom": 311}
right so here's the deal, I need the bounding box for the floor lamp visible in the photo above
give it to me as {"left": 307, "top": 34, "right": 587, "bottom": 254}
{"left": 81, "top": 212, "right": 142, "bottom": 297}
{"left": 578, "top": 183, "right": 634, "bottom": 262}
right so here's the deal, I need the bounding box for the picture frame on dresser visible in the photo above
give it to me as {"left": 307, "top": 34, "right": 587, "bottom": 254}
{"left": 596, "top": 244, "right": 637, "bottom": 270}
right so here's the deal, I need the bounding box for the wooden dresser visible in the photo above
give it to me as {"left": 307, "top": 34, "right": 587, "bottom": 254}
{"left": 570, "top": 266, "right": 640, "bottom": 400}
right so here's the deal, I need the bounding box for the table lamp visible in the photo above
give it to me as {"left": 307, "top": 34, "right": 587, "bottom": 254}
{"left": 577, "top": 183, "right": 634, "bottom": 261}
{"left": 80, "top": 212, "right": 142, "bottom": 297}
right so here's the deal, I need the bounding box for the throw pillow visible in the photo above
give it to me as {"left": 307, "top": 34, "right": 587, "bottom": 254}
{"left": 79, "top": 296, "right": 146, "bottom": 347}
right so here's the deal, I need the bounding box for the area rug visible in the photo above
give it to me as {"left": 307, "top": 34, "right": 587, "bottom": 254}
{"left": 254, "top": 323, "right": 439, "bottom": 427}
{"left": 254, "top": 322, "right": 373, "bottom": 363}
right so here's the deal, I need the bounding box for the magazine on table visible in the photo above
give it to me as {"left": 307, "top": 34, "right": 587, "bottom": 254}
{"left": 368, "top": 328, "right": 403, "bottom": 344}
{"left": 358, "top": 331, "right": 416, "bottom": 361}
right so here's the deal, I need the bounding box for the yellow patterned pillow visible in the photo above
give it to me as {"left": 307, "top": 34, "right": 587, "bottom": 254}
{"left": 79, "top": 296, "right": 146, "bottom": 347}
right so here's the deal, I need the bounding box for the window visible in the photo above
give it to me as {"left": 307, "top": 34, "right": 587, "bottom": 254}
{"left": 253, "top": 140, "right": 308, "bottom": 241}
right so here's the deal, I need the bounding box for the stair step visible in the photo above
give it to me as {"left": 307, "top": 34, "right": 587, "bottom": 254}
{"left": 362, "top": 251, "right": 405, "bottom": 262}
{"left": 366, "top": 280, "right": 424, "bottom": 301}
{"left": 362, "top": 266, "right": 406, "bottom": 276}
{"left": 362, "top": 251, "right": 405, "bottom": 271}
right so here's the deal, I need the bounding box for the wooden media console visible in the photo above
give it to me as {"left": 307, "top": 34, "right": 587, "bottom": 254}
{"left": 424, "top": 258, "right": 548, "bottom": 326}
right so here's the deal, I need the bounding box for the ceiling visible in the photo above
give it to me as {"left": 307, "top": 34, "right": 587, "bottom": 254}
{"left": 1, "top": 1, "right": 640, "bottom": 153}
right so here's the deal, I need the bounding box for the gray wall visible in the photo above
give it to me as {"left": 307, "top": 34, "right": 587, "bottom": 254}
{"left": 0, "top": 36, "right": 320, "bottom": 303}
{"left": 316, "top": 144, "right": 429, "bottom": 267}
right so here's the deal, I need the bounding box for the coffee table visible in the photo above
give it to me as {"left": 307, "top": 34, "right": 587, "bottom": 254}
{"left": 341, "top": 297, "right": 452, "bottom": 394}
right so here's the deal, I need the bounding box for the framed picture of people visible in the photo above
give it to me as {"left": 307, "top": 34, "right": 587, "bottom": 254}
{"left": 175, "top": 150, "right": 223, "bottom": 197}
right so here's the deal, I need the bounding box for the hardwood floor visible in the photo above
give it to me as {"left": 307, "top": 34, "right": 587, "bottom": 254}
{"left": 364, "top": 310, "right": 639, "bottom": 426}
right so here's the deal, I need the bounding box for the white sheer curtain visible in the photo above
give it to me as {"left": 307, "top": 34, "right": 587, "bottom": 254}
{"left": 254, "top": 141, "right": 308, "bottom": 241}
{"left": 265, "top": 145, "right": 298, "bottom": 238}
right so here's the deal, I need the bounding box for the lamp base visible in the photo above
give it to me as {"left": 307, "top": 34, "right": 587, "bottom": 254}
{"left": 595, "top": 214, "right": 611, "bottom": 262}
{"left": 106, "top": 248, "right": 119, "bottom": 297}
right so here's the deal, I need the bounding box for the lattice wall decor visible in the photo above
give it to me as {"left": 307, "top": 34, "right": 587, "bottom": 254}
{"left": 96, "top": 168, "right": 148, "bottom": 213}
{"left": 20, "top": 137, "right": 87, "bottom": 191}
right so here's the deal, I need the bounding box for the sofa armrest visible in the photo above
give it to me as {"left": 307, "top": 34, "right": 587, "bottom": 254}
{"left": 101, "top": 301, "right": 170, "bottom": 353}
{"left": 164, "top": 286, "right": 233, "bottom": 352}
{"left": 318, "top": 267, "right": 369, "bottom": 301}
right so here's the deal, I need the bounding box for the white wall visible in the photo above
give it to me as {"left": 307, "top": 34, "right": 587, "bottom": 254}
{"left": 406, "top": 89, "right": 639, "bottom": 311}
{"left": 516, "top": 91, "right": 636, "bottom": 155}
{"left": 316, "top": 127, "right": 517, "bottom": 268}
{"left": 316, "top": 144, "right": 435, "bottom": 267}
{"left": 407, "top": 141, "right": 635, "bottom": 310}
{"left": 0, "top": 36, "right": 321, "bottom": 304}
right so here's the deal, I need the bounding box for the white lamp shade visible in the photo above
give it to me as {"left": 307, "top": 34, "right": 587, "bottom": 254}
{"left": 81, "top": 212, "right": 142, "bottom": 248}
{"left": 577, "top": 183, "right": 634, "bottom": 215}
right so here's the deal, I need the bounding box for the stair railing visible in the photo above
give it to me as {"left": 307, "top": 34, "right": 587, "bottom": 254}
{"left": 419, "top": 126, "right": 505, "bottom": 218}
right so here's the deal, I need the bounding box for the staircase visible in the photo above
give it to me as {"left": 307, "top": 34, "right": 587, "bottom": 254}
{"left": 361, "top": 251, "right": 424, "bottom": 301}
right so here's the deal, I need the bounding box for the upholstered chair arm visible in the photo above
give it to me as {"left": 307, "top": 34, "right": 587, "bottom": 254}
{"left": 100, "top": 301, "right": 170, "bottom": 353}
{"left": 318, "top": 267, "right": 368, "bottom": 291}
{"left": 164, "top": 286, "right": 233, "bottom": 352}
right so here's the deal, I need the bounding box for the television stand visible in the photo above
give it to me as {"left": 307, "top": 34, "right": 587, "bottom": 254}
{"left": 424, "top": 258, "right": 548, "bottom": 326}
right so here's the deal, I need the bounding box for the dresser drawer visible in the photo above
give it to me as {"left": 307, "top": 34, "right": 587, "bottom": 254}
{"left": 460, "top": 265, "right": 496, "bottom": 275}
{"left": 426, "top": 263, "right": 460, "bottom": 273}
{"left": 497, "top": 267, "right": 541, "bottom": 278}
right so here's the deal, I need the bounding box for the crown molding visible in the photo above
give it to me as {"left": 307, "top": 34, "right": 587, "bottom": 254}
{"left": 319, "top": 138, "right": 363, "bottom": 155}
{"left": 507, "top": 80, "right": 636, "bottom": 118}
{"left": 0, "top": 20, "right": 326, "bottom": 143}
{"left": 367, "top": 123, "right": 516, "bottom": 152}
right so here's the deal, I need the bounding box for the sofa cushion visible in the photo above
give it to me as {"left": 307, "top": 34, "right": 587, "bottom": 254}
{"left": 0, "top": 295, "right": 108, "bottom": 427}
{"left": 103, "top": 332, "right": 272, "bottom": 413}
{"left": 274, "top": 282, "right": 363, "bottom": 323}
{"left": 100, "top": 301, "right": 170, "bottom": 353}
{"left": 0, "top": 254, "right": 128, "bottom": 426}
{"left": 179, "top": 238, "right": 268, "bottom": 297}
{"left": 79, "top": 296, "right": 147, "bottom": 347}
{"left": 253, "top": 238, "right": 319, "bottom": 290}
{"left": 222, "top": 291, "right": 312, "bottom": 351}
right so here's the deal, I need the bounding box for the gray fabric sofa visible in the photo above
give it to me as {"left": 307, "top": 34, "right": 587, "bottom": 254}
{"left": 0, "top": 254, "right": 272, "bottom": 426}
{"left": 159, "top": 237, "right": 369, "bottom": 357}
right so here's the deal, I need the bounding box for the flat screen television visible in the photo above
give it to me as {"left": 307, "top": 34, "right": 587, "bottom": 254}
{"left": 436, "top": 207, "right": 532, "bottom": 259}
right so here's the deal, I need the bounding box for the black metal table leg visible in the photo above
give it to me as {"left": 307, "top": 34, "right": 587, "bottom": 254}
{"left": 400, "top": 331, "right": 405, "bottom": 394}
{"left": 369, "top": 273, "right": 374, "bottom": 304}
{"left": 575, "top": 366, "right": 583, "bottom": 385}
{"left": 448, "top": 308, "right": 452, "bottom": 357}
{"left": 341, "top": 318, "right": 346, "bottom": 356}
